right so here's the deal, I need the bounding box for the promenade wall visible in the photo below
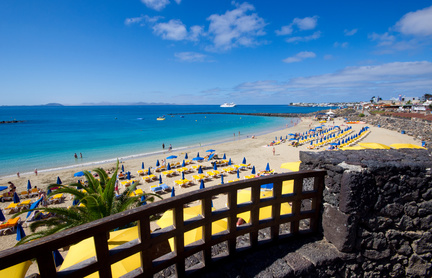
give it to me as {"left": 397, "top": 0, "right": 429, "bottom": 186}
{"left": 299, "top": 149, "right": 432, "bottom": 277}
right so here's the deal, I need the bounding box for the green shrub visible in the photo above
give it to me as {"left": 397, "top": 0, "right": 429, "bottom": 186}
{"left": 358, "top": 113, "right": 365, "bottom": 117}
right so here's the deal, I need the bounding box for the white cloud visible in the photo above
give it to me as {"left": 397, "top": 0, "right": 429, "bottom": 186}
{"left": 293, "top": 16, "right": 318, "bottom": 30}
{"left": 334, "top": 42, "right": 348, "bottom": 48}
{"left": 276, "top": 16, "right": 318, "bottom": 36}
{"left": 368, "top": 32, "right": 396, "bottom": 46}
{"left": 324, "top": 54, "right": 334, "bottom": 60}
{"left": 152, "top": 19, "right": 203, "bottom": 41}
{"left": 286, "top": 31, "right": 321, "bottom": 43}
{"left": 141, "top": 0, "right": 170, "bottom": 11}
{"left": 125, "top": 15, "right": 162, "bottom": 26}
{"left": 231, "top": 61, "right": 432, "bottom": 102}
{"left": 283, "top": 51, "right": 316, "bottom": 63}
{"left": 175, "top": 52, "right": 208, "bottom": 62}
{"left": 395, "top": 5, "right": 432, "bottom": 36}
{"left": 344, "top": 28, "right": 358, "bottom": 36}
{"left": 206, "top": 2, "right": 266, "bottom": 51}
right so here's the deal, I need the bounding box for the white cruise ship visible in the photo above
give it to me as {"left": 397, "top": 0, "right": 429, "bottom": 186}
{"left": 220, "top": 102, "right": 236, "bottom": 108}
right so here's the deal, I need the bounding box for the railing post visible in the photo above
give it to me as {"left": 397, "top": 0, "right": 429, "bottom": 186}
{"left": 290, "top": 177, "right": 303, "bottom": 234}
{"left": 310, "top": 172, "right": 325, "bottom": 232}
{"left": 202, "top": 197, "right": 213, "bottom": 266}
{"left": 227, "top": 190, "right": 237, "bottom": 255}
{"left": 94, "top": 231, "right": 112, "bottom": 278}
{"left": 271, "top": 180, "right": 282, "bottom": 240}
{"left": 36, "top": 250, "right": 57, "bottom": 277}
{"left": 250, "top": 185, "right": 260, "bottom": 247}
{"left": 138, "top": 216, "right": 152, "bottom": 277}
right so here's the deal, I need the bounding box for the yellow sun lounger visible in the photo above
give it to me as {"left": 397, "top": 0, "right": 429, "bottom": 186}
{"left": 5, "top": 203, "right": 20, "bottom": 214}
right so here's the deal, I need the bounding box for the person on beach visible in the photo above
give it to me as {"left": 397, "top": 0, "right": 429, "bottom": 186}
{"left": 162, "top": 143, "right": 165, "bottom": 150}
{"left": 115, "top": 179, "right": 120, "bottom": 195}
{"left": 273, "top": 147, "right": 275, "bottom": 156}
{"left": 16, "top": 172, "right": 20, "bottom": 178}
{"left": 169, "top": 144, "right": 172, "bottom": 152}
{"left": 34, "top": 168, "right": 38, "bottom": 176}
{"left": 80, "top": 153, "right": 82, "bottom": 158}
{"left": 74, "top": 153, "right": 78, "bottom": 159}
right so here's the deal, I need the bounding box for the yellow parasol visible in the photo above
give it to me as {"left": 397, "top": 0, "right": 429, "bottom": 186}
{"left": 59, "top": 226, "right": 141, "bottom": 277}
{"left": 390, "top": 143, "right": 426, "bottom": 149}
{"left": 339, "top": 146, "right": 367, "bottom": 150}
{"left": 358, "top": 142, "right": 390, "bottom": 149}
{"left": 0, "top": 261, "right": 32, "bottom": 278}
{"left": 236, "top": 190, "right": 292, "bottom": 223}
{"left": 157, "top": 205, "right": 227, "bottom": 251}
{"left": 280, "top": 161, "right": 301, "bottom": 171}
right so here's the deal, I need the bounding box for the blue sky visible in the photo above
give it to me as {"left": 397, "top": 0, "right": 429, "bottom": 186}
{"left": 1, "top": 1, "right": 432, "bottom": 105}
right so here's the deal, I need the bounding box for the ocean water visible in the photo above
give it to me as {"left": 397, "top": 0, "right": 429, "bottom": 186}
{"left": 0, "top": 105, "right": 329, "bottom": 177}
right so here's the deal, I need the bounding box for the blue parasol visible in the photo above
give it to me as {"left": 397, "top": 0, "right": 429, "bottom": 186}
{"left": 121, "top": 165, "right": 124, "bottom": 172}
{"left": 27, "top": 180, "right": 31, "bottom": 191}
{"left": 141, "top": 195, "right": 147, "bottom": 205}
{"left": 159, "top": 175, "right": 162, "bottom": 184}
{"left": 223, "top": 153, "right": 226, "bottom": 159}
{"left": 198, "top": 166, "right": 203, "bottom": 174}
{"left": 182, "top": 160, "right": 185, "bottom": 167}
{"left": 47, "top": 188, "right": 52, "bottom": 196}
{"left": 127, "top": 172, "right": 131, "bottom": 180}
{"left": 74, "top": 171, "right": 85, "bottom": 177}
{"left": 200, "top": 180, "right": 205, "bottom": 189}
{"left": 0, "top": 186, "right": 7, "bottom": 192}
{"left": 156, "top": 160, "right": 160, "bottom": 167}
{"left": 197, "top": 152, "right": 199, "bottom": 157}
{"left": 0, "top": 209, "right": 5, "bottom": 222}
{"left": 57, "top": 176, "right": 62, "bottom": 185}
{"left": 213, "top": 163, "right": 217, "bottom": 170}
{"left": 148, "top": 167, "right": 151, "bottom": 176}
{"left": 27, "top": 197, "right": 44, "bottom": 218}
{"left": 166, "top": 155, "right": 177, "bottom": 159}
{"left": 265, "top": 163, "right": 270, "bottom": 172}
{"left": 16, "top": 223, "right": 26, "bottom": 241}
{"left": 53, "top": 249, "right": 64, "bottom": 267}
{"left": 171, "top": 187, "right": 175, "bottom": 197}
{"left": 251, "top": 166, "right": 256, "bottom": 175}
{"left": 193, "top": 157, "right": 204, "bottom": 161}
{"left": 228, "top": 158, "right": 232, "bottom": 165}
{"left": 242, "top": 157, "right": 246, "bottom": 164}
{"left": 206, "top": 149, "right": 215, "bottom": 153}
{"left": 72, "top": 198, "right": 80, "bottom": 206}
{"left": 167, "top": 163, "right": 171, "bottom": 170}
{"left": 182, "top": 171, "right": 185, "bottom": 180}
{"left": 184, "top": 153, "right": 188, "bottom": 159}
{"left": 13, "top": 192, "right": 20, "bottom": 204}
{"left": 141, "top": 162, "right": 144, "bottom": 169}
{"left": 237, "top": 169, "right": 240, "bottom": 179}
{"left": 221, "top": 175, "right": 224, "bottom": 184}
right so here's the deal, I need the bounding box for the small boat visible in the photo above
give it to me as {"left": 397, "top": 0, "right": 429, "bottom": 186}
{"left": 220, "top": 102, "right": 236, "bottom": 108}
{"left": 157, "top": 116, "right": 166, "bottom": 121}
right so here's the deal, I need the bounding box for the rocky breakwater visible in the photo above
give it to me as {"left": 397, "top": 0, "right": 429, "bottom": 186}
{"left": 300, "top": 149, "right": 432, "bottom": 277}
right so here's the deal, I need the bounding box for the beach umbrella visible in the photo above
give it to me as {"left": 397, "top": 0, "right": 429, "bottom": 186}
{"left": 27, "top": 180, "right": 31, "bottom": 191}
{"left": 237, "top": 169, "right": 240, "bottom": 179}
{"left": 159, "top": 175, "right": 162, "bottom": 184}
{"left": 251, "top": 166, "right": 256, "bottom": 175}
{"left": 171, "top": 187, "right": 175, "bottom": 197}
{"left": 0, "top": 186, "right": 7, "bottom": 192}
{"left": 197, "top": 152, "right": 200, "bottom": 157}
{"left": 265, "top": 163, "right": 271, "bottom": 172}
{"left": 221, "top": 175, "right": 224, "bottom": 184}
{"left": 228, "top": 158, "right": 232, "bottom": 166}
{"left": 182, "top": 171, "right": 185, "bottom": 180}
{"left": 72, "top": 198, "right": 80, "bottom": 206}
{"left": 0, "top": 209, "right": 5, "bottom": 222}
{"left": 167, "top": 163, "right": 171, "bottom": 170}
{"left": 286, "top": 135, "right": 288, "bottom": 139}
{"left": 121, "top": 165, "right": 125, "bottom": 172}
{"left": 74, "top": 171, "right": 85, "bottom": 177}
{"left": 242, "top": 157, "right": 246, "bottom": 164}
{"left": 53, "top": 249, "right": 64, "bottom": 267}
{"left": 198, "top": 166, "right": 203, "bottom": 174}
{"left": 182, "top": 160, "right": 185, "bottom": 167}
{"left": 57, "top": 176, "right": 62, "bottom": 185}
{"left": 148, "top": 167, "right": 151, "bottom": 176}
{"left": 127, "top": 172, "right": 131, "bottom": 180}
{"left": 167, "top": 155, "right": 177, "bottom": 160}
{"left": 16, "top": 223, "right": 26, "bottom": 241}
{"left": 13, "top": 192, "right": 20, "bottom": 204}
{"left": 77, "top": 180, "right": 82, "bottom": 190}
{"left": 59, "top": 226, "right": 142, "bottom": 276}
{"left": 141, "top": 196, "right": 147, "bottom": 206}
{"left": 184, "top": 153, "right": 188, "bottom": 159}
{"left": 275, "top": 136, "right": 277, "bottom": 140}
{"left": 223, "top": 153, "right": 226, "bottom": 159}
{"left": 200, "top": 180, "right": 205, "bottom": 189}
{"left": 156, "top": 160, "right": 160, "bottom": 167}
{"left": 141, "top": 162, "right": 144, "bottom": 169}
{"left": 26, "top": 197, "right": 44, "bottom": 218}
{"left": 206, "top": 149, "right": 215, "bottom": 153}
{"left": 213, "top": 163, "right": 217, "bottom": 170}
{"left": 192, "top": 157, "right": 204, "bottom": 161}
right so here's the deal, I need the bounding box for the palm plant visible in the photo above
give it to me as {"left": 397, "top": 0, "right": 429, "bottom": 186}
{"left": 15, "top": 162, "right": 160, "bottom": 245}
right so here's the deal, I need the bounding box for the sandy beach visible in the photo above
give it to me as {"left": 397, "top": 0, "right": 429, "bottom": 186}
{"left": 0, "top": 116, "right": 424, "bottom": 275}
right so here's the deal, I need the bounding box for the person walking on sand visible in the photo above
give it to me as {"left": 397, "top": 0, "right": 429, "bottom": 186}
{"left": 16, "top": 172, "right": 20, "bottom": 178}
{"left": 169, "top": 144, "right": 172, "bottom": 152}
{"left": 273, "top": 147, "right": 275, "bottom": 156}
{"left": 34, "top": 169, "right": 38, "bottom": 176}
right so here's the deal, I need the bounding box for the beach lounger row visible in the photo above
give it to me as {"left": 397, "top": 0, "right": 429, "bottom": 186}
{"left": 0, "top": 217, "right": 21, "bottom": 235}
{"left": 4, "top": 200, "right": 33, "bottom": 214}
{"left": 150, "top": 184, "right": 171, "bottom": 193}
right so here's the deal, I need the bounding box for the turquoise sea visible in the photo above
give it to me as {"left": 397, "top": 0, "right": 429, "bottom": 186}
{"left": 0, "top": 105, "right": 330, "bottom": 177}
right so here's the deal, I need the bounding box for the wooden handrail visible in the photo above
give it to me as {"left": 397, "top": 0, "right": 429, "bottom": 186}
{"left": 0, "top": 170, "right": 326, "bottom": 277}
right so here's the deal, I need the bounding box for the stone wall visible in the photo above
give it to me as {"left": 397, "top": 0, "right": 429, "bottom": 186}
{"left": 300, "top": 149, "right": 432, "bottom": 277}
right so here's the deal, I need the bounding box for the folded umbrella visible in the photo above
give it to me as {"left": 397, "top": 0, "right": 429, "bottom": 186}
{"left": 0, "top": 209, "right": 5, "bottom": 222}
{"left": 200, "top": 180, "right": 205, "bottom": 189}
{"left": 16, "top": 223, "right": 26, "bottom": 241}
{"left": 184, "top": 153, "right": 188, "bottom": 159}
{"left": 56, "top": 176, "right": 62, "bottom": 185}
{"left": 26, "top": 197, "right": 44, "bottom": 218}
{"left": 221, "top": 175, "right": 224, "bottom": 184}
{"left": 159, "top": 175, "right": 162, "bottom": 184}
{"left": 198, "top": 166, "right": 203, "bottom": 174}
{"left": 13, "top": 192, "right": 20, "bottom": 204}
{"left": 251, "top": 166, "right": 256, "bottom": 175}
{"left": 265, "top": 163, "right": 270, "bottom": 172}
{"left": 242, "top": 157, "right": 246, "bottom": 164}
{"left": 222, "top": 153, "right": 226, "bottom": 159}
{"left": 121, "top": 165, "right": 125, "bottom": 172}
{"left": 167, "top": 163, "right": 171, "bottom": 170}
{"left": 141, "top": 162, "right": 144, "bottom": 169}
{"left": 171, "top": 187, "right": 175, "bottom": 197}
{"left": 237, "top": 169, "right": 240, "bottom": 179}
{"left": 213, "top": 163, "right": 217, "bottom": 170}
{"left": 53, "top": 249, "right": 64, "bottom": 267}
{"left": 27, "top": 180, "right": 31, "bottom": 191}
{"left": 156, "top": 160, "right": 160, "bottom": 167}
{"left": 182, "top": 160, "right": 185, "bottom": 167}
